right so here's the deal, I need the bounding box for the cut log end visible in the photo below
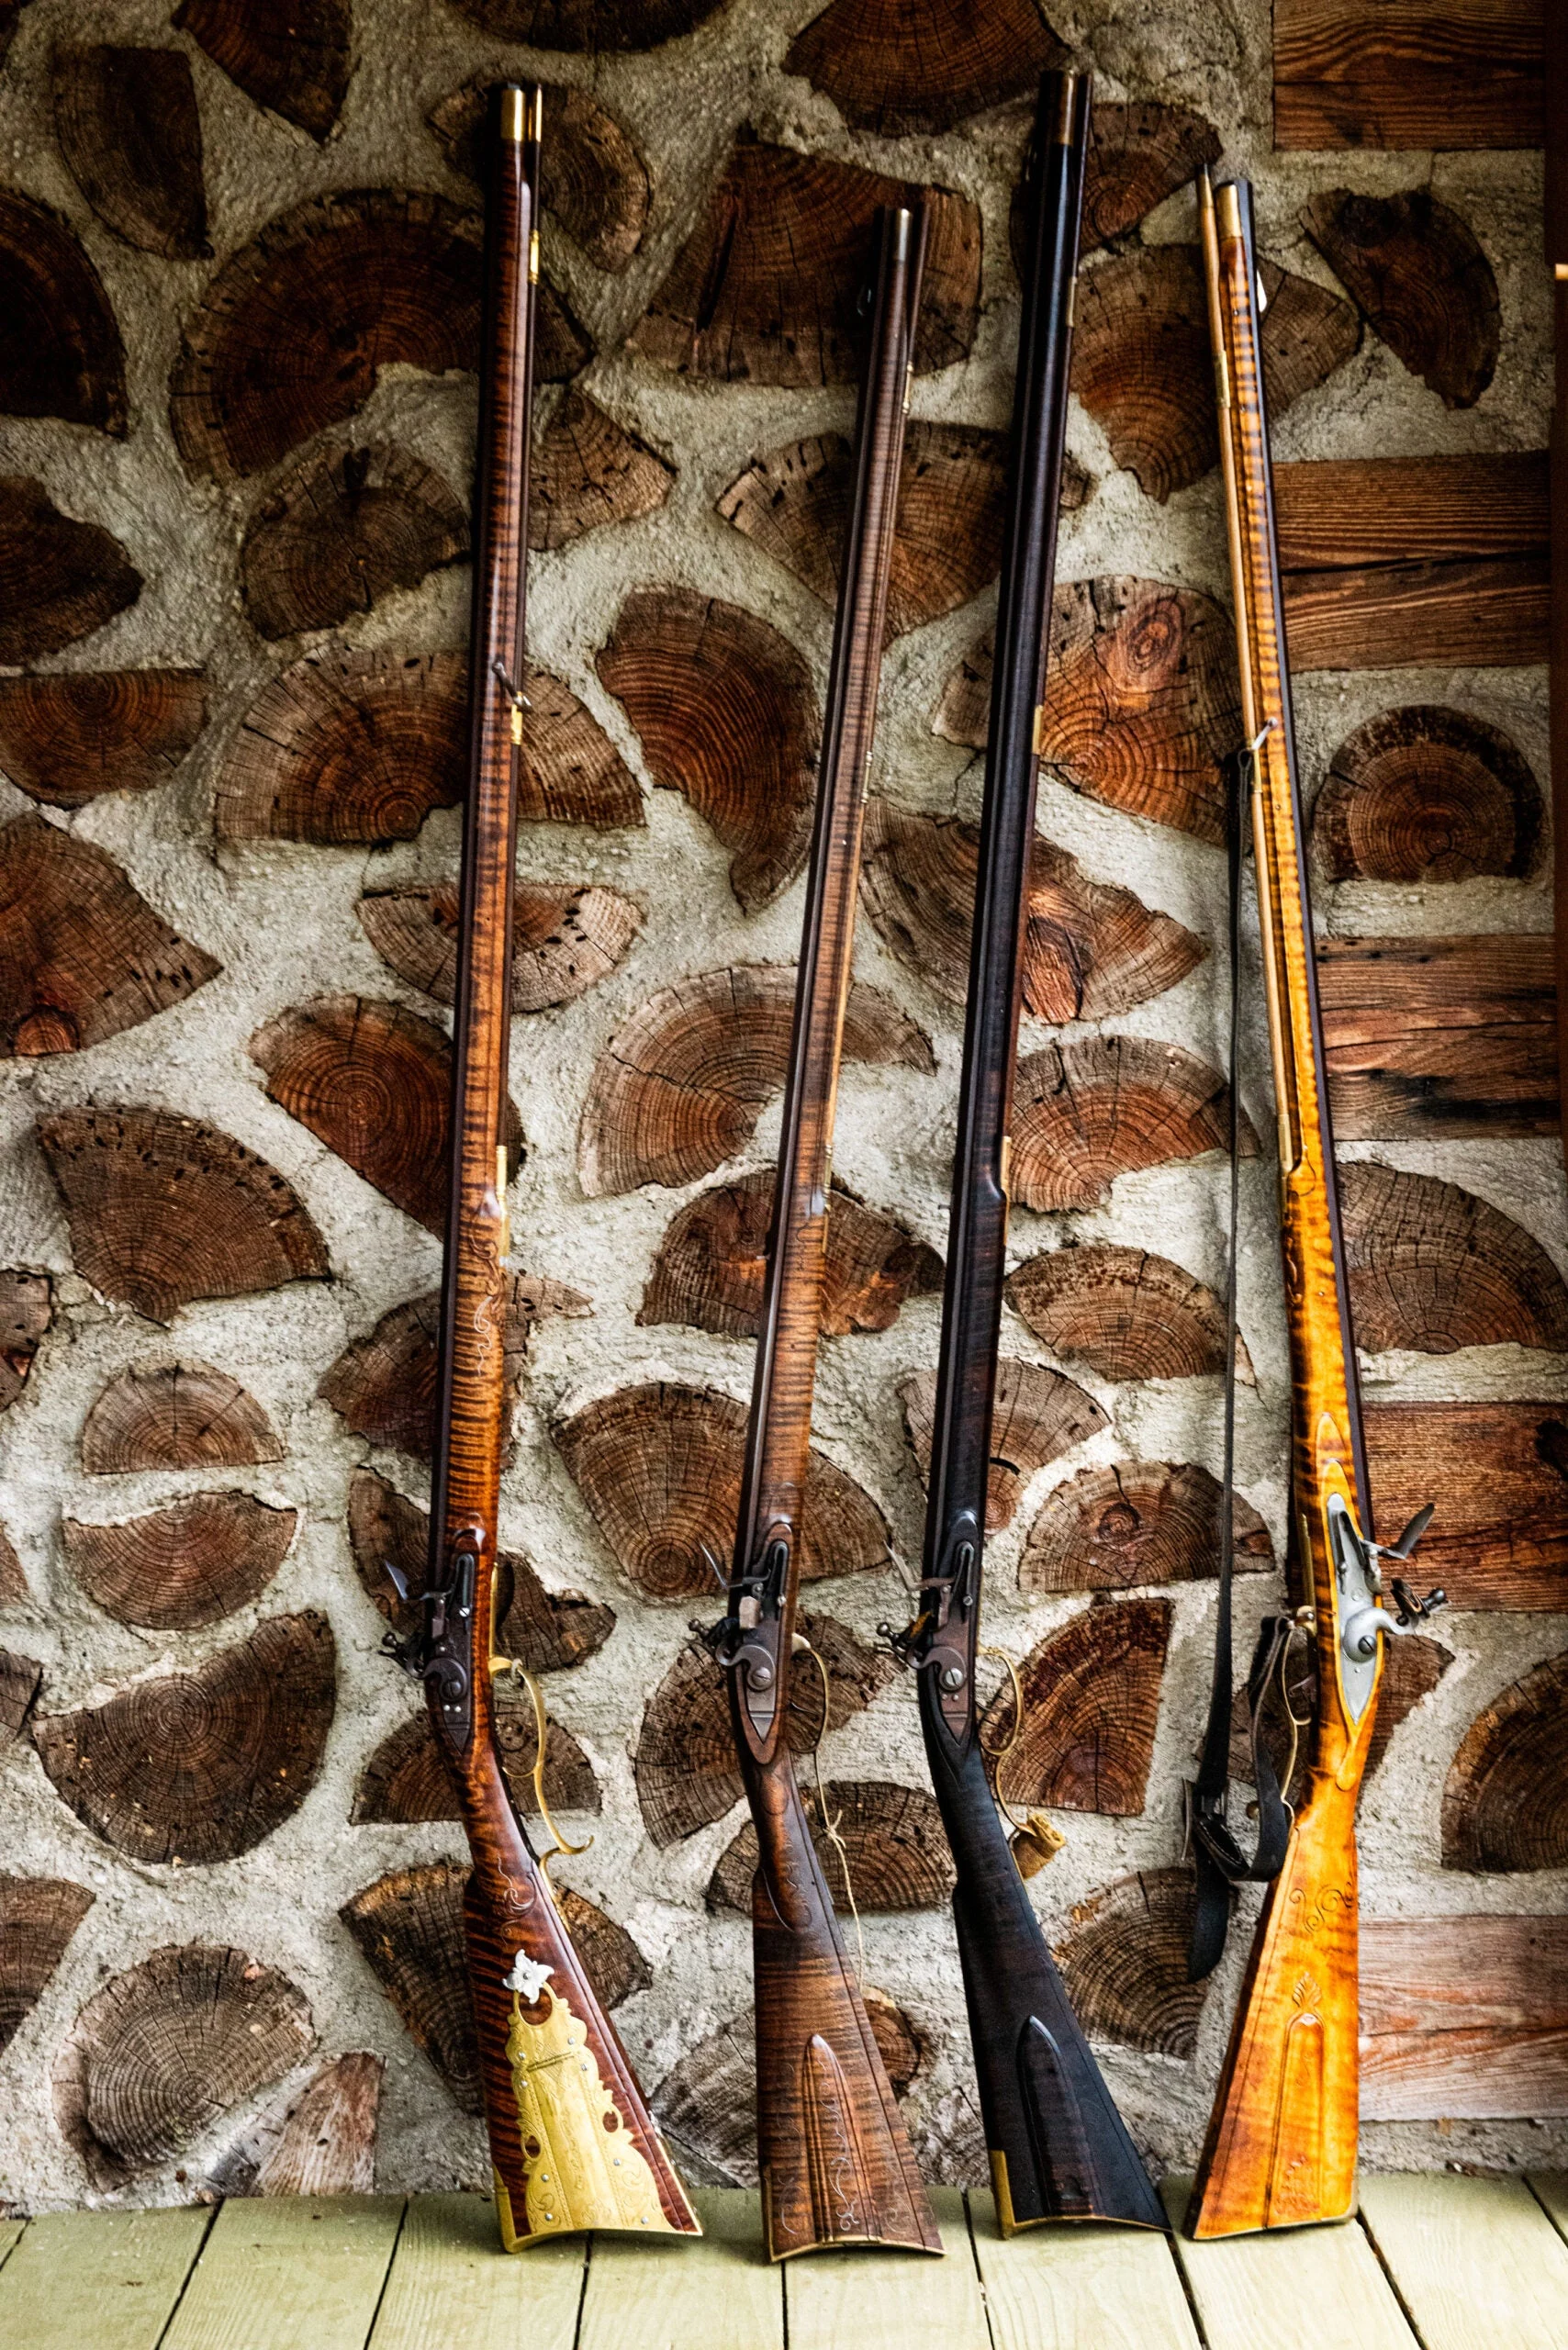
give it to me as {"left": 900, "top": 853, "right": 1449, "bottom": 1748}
{"left": 0, "top": 670, "right": 205, "bottom": 809}
{"left": 599, "top": 589, "right": 817, "bottom": 910}
{"left": 174, "top": 0, "right": 351, "bottom": 140}
{"left": 985, "top": 1600, "right": 1172, "bottom": 1815}
{"left": 1055, "top": 1868, "right": 1206, "bottom": 2059}
{"left": 1006, "top": 1242, "right": 1249, "bottom": 1384}
{"left": 1313, "top": 704, "right": 1542, "bottom": 885}
{"left": 442, "top": 0, "right": 728, "bottom": 50}
{"left": 577, "top": 965, "right": 930, "bottom": 1196}
{"left": 0, "top": 1268, "right": 52, "bottom": 1415}
{"left": 241, "top": 442, "right": 468, "bottom": 641}
{"left": 39, "top": 1107, "right": 328, "bottom": 1324}
{"left": 633, "top": 143, "right": 980, "bottom": 386}
{"left": 1442, "top": 1652, "right": 1568, "bottom": 1874}
{"left": 785, "top": 0, "right": 1066, "bottom": 133}
{"left": 1340, "top": 1159, "right": 1568, "bottom": 1357}
{"left": 1012, "top": 1034, "right": 1257, "bottom": 1213}
{"left": 706, "top": 1780, "right": 955, "bottom": 1913}
{"left": 81, "top": 1362, "right": 282, "bottom": 1474}
{"left": 0, "top": 191, "right": 127, "bottom": 436}
{"left": 858, "top": 800, "right": 1203, "bottom": 1023}
{"left": 555, "top": 1382, "right": 890, "bottom": 1601}
{"left": 0, "top": 811, "right": 220, "bottom": 1060}
{"left": 0, "top": 476, "right": 140, "bottom": 664}
{"left": 641, "top": 1169, "right": 941, "bottom": 1341}
{"left": 32, "top": 1612, "right": 335, "bottom": 1864}
{"left": 351, "top": 1698, "right": 600, "bottom": 1827}
{"left": 0, "top": 1874, "right": 95, "bottom": 2059}
{"left": 1302, "top": 187, "right": 1499, "bottom": 410}
{"left": 216, "top": 649, "right": 465, "bottom": 846}
{"left": 1022, "top": 1460, "right": 1273, "bottom": 1595}
{"left": 51, "top": 44, "right": 209, "bottom": 259}
{"left": 359, "top": 880, "right": 640, "bottom": 1014}
{"left": 250, "top": 994, "right": 521, "bottom": 1237}
{"left": 901, "top": 1359, "right": 1107, "bottom": 1533}
{"left": 52, "top": 1944, "right": 313, "bottom": 2184}
{"left": 225, "top": 2051, "right": 385, "bottom": 2199}
{"left": 63, "top": 1492, "right": 297, "bottom": 1631}
{"left": 532, "top": 389, "right": 672, "bottom": 552}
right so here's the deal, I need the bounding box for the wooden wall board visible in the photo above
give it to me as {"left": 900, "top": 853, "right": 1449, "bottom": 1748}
{"left": 1274, "top": 0, "right": 1546, "bottom": 151}
{"left": 1161, "top": 2179, "right": 1417, "bottom": 2350}
{"left": 577, "top": 2190, "right": 781, "bottom": 2350}
{"left": 1361, "top": 1917, "right": 1568, "bottom": 2119}
{"left": 1273, "top": 454, "right": 1550, "bottom": 671}
{"left": 1359, "top": 2172, "right": 1568, "bottom": 2350}
{"left": 783, "top": 2188, "right": 984, "bottom": 2350}
{"left": 161, "top": 2195, "right": 405, "bottom": 2350}
{"left": 1361, "top": 1400, "right": 1568, "bottom": 1609}
{"left": 969, "top": 2188, "right": 1201, "bottom": 2350}
{"left": 368, "top": 2192, "right": 584, "bottom": 2350}
{"left": 0, "top": 2206, "right": 211, "bottom": 2350}
{"left": 1550, "top": 8, "right": 1568, "bottom": 1169}
{"left": 1316, "top": 934, "right": 1559, "bottom": 1139}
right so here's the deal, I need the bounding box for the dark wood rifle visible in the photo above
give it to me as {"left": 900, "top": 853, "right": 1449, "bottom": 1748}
{"left": 391, "top": 84, "right": 700, "bottom": 2253}
{"left": 886, "top": 72, "right": 1165, "bottom": 2237}
{"left": 704, "top": 204, "right": 942, "bottom": 2264}
{"left": 1186, "top": 169, "right": 1442, "bottom": 2238}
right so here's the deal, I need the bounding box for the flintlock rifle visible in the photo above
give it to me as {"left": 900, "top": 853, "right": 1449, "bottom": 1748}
{"left": 705, "top": 202, "right": 942, "bottom": 2264}
{"left": 1187, "top": 168, "right": 1443, "bottom": 2239}
{"left": 889, "top": 68, "right": 1166, "bottom": 2237}
{"left": 391, "top": 84, "right": 700, "bottom": 2254}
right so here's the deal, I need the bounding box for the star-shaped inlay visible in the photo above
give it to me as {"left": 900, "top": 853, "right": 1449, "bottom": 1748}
{"left": 502, "top": 1952, "right": 554, "bottom": 2004}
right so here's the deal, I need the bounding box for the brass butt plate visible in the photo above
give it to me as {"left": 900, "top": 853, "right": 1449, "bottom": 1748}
{"left": 500, "top": 1983, "right": 694, "bottom": 2242}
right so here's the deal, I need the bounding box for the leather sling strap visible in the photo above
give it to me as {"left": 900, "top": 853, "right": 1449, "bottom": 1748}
{"left": 1187, "top": 744, "right": 1294, "bottom": 1983}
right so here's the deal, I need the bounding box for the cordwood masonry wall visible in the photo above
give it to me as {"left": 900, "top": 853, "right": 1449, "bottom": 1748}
{"left": 1, "top": 0, "right": 1563, "bottom": 2211}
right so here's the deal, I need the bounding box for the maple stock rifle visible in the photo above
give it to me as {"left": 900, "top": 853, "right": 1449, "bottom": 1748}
{"left": 1185, "top": 167, "right": 1443, "bottom": 2240}
{"left": 388, "top": 83, "right": 700, "bottom": 2254}
{"left": 699, "top": 201, "right": 943, "bottom": 2264}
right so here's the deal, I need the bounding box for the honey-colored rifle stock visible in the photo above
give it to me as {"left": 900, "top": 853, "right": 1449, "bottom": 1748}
{"left": 899, "top": 70, "right": 1164, "bottom": 2238}
{"left": 406, "top": 84, "right": 699, "bottom": 2254}
{"left": 712, "top": 205, "right": 941, "bottom": 2264}
{"left": 1188, "top": 171, "right": 1442, "bottom": 2240}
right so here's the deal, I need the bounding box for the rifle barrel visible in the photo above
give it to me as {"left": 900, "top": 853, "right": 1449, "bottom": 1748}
{"left": 907, "top": 68, "right": 1165, "bottom": 2236}
{"left": 419, "top": 83, "right": 699, "bottom": 2253}
{"left": 722, "top": 204, "right": 941, "bottom": 2263}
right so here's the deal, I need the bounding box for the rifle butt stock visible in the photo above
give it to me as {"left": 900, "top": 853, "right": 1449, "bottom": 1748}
{"left": 749, "top": 1758, "right": 940, "bottom": 2259}
{"left": 1186, "top": 1775, "right": 1361, "bottom": 2238}
{"left": 457, "top": 1751, "right": 701, "bottom": 2247}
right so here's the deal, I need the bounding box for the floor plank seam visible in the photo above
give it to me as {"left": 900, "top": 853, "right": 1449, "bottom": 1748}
{"left": 1354, "top": 2208, "right": 1426, "bottom": 2347}
{"left": 0, "top": 2222, "right": 28, "bottom": 2281}
{"left": 151, "top": 2197, "right": 223, "bottom": 2350}
{"left": 1165, "top": 2211, "right": 1214, "bottom": 2350}
{"left": 1524, "top": 2174, "right": 1568, "bottom": 2252}
{"left": 359, "top": 2193, "right": 410, "bottom": 2350}
{"left": 571, "top": 2217, "right": 595, "bottom": 2350}
{"left": 958, "top": 2188, "right": 998, "bottom": 2350}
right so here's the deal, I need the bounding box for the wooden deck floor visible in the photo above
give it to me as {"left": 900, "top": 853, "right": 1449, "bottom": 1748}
{"left": 1, "top": 2176, "right": 1566, "bottom": 2350}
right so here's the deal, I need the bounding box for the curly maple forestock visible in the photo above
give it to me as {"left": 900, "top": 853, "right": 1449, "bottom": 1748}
{"left": 721, "top": 205, "right": 941, "bottom": 2263}
{"left": 904, "top": 70, "right": 1166, "bottom": 2239}
{"left": 1187, "top": 171, "right": 1383, "bottom": 2241}
{"left": 420, "top": 84, "right": 698, "bottom": 2253}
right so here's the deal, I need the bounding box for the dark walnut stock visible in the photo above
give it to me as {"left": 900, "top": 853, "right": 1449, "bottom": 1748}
{"left": 906, "top": 73, "right": 1165, "bottom": 2237}
{"left": 1188, "top": 174, "right": 1406, "bottom": 2241}
{"left": 421, "top": 88, "right": 697, "bottom": 2251}
{"left": 721, "top": 207, "right": 941, "bottom": 2262}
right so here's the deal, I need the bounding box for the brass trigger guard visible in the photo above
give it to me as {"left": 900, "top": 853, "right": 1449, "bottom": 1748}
{"left": 493, "top": 1657, "right": 592, "bottom": 1882}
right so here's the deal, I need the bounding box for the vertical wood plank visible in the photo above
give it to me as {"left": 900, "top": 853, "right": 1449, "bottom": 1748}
{"left": 368, "top": 2193, "right": 585, "bottom": 2350}
{"left": 783, "top": 2186, "right": 982, "bottom": 2350}
{"left": 969, "top": 2188, "right": 1200, "bottom": 2350}
{"left": 0, "top": 2206, "right": 211, "bottom": 2350}
{"left": 1162, "top": 2180, "right": 1417, "bottom": 2350}
{"left": 161, "top": 2195, "right": 405, "bottom": 2350}
{"left": 1358, "top": 2171, "right": 1568, "bottom": 2350}
{"left": 577, "top": 2188, "right": 780, "bottom": 2350}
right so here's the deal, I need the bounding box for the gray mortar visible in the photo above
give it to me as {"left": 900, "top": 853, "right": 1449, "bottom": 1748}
{"left": 0, "top": 0, "right": 1563, "bottom": 2213}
